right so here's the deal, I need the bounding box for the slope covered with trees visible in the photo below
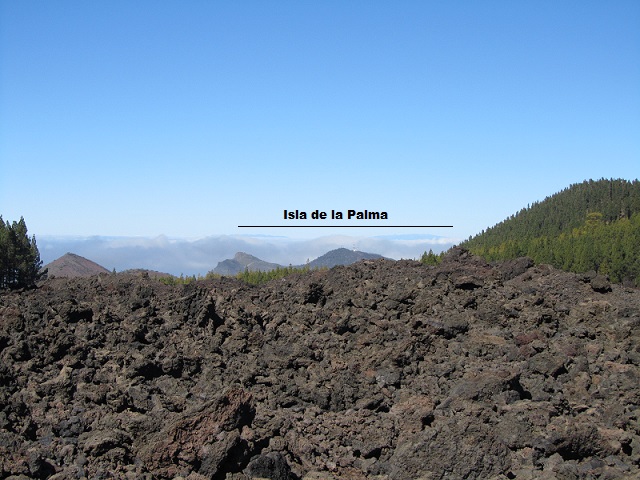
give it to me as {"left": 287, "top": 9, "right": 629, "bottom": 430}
{"left": 461, "top": 179, "right": 640, "bottom": 286}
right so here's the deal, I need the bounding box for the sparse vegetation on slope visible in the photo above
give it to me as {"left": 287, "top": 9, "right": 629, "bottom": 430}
{"left": 419, "top": 248, "right": 443, "bottom": 266}
{"left": 233, "top": 264, "right": 327, "bottom": 285}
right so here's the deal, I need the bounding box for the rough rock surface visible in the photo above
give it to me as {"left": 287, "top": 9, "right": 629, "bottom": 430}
{"left": 1, "top": 248, "right": 640, "bottom": 479}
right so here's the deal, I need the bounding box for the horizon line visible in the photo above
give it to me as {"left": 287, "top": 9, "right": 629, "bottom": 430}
{"left": 238, "top": 225, "right": 454, "bottom": 228}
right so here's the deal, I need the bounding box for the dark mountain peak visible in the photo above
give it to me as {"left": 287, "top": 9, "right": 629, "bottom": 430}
{"left": 234, "top": 252, "right": 262, "bottom": 263}
{"left": 307, "top": 247, "right": 385, "bottom": 269}
{"left": 45, "top": 252, "right": 110, "bottom": 278}
{"left": 213, "top": 252, "right": 282, "bottom": 276}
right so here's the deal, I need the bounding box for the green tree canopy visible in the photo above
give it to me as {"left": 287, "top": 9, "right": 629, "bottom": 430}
{"left": 461, "top": 179, "right": 640, "bottom": 286}
{"left": 420, "top": 249, "right": 442, "bottom": 266}
{"left": 0, "top": 216, "right": 44, "bottom": 290}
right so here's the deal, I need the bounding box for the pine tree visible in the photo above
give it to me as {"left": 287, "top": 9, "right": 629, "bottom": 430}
{"left": 0, "top": 216, "right": 44, "bottom": 289}
{"left": 420, "top": 249, "right": 441, "bottom": 266}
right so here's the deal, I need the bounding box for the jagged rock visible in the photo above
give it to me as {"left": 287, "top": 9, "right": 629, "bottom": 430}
{"left": 497, "top": 256, "right": 534, "bottom": 281}
{"left": 137, "top": 388, "right": 254, "bottom": 478}
{"left": 244, "top": 452, "right": 295, "bottom": 480}
{"left": 590, "top": 274, "right": 612, "bottom": 293}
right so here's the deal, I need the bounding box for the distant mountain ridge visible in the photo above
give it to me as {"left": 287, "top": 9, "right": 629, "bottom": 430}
{"left": 37, "top": 234, "right": 455, "bottom": 277}
{"left": 43, "top": 248, "right": 389, "bottom": 280}
{"left": 212, "top": 248, "right": 386, "bottom": 275}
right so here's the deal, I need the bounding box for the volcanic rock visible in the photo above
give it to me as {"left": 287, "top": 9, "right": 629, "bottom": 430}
{"left": 1, "top": 250, "right": 640, "bottom": 479}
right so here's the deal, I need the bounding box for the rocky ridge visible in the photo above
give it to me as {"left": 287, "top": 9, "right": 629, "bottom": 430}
{"left": 1, "top": 248, "right": 640, "bottom": 479}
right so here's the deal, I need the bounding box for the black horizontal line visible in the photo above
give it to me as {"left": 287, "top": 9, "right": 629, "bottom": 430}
{"left": 238, "top": 225, "right": 454, "bottom": 228}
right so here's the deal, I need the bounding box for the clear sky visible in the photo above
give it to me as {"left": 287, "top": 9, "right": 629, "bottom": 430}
{"left": 1, "top": 1, "right": 639, "bottom": 241}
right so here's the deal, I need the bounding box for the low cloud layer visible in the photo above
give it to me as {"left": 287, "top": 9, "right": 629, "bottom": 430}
{"left": 38, "top": 234, "right": 459, "bottom": 276}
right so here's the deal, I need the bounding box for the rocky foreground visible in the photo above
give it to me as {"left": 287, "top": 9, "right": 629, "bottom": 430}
{"left": 1, "top": 248, "right": 640, "bottom": 479}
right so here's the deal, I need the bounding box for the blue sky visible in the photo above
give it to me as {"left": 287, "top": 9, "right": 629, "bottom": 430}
{"left": 1, "top": 1, "right": 639, "bottom": 243}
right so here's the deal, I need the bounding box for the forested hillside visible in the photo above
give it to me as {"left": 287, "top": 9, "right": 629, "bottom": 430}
{"left": 462, "top": 179, "right": 640, "bottom": 286}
